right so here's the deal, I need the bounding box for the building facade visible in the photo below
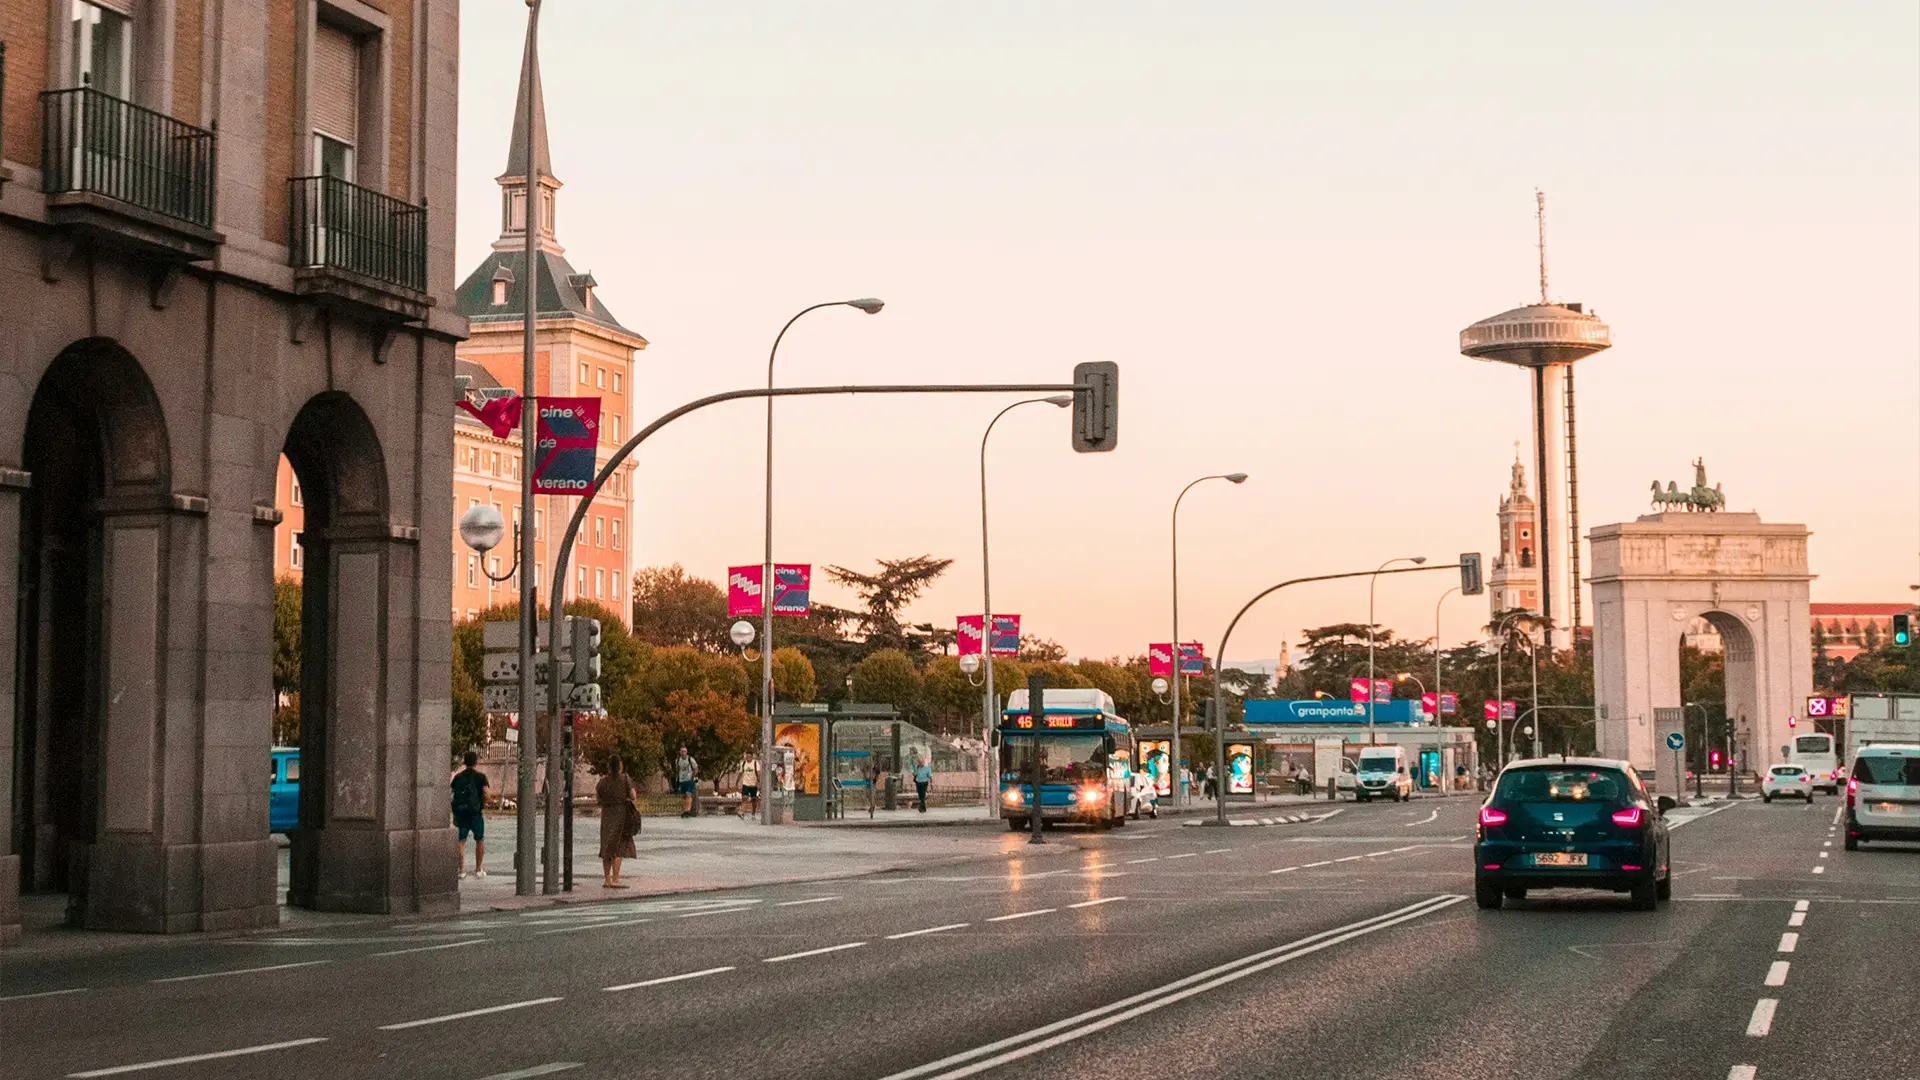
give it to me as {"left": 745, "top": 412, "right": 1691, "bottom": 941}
{"left": 2, "top": 0, "right": 464, "bottom": 940}
{"left": 1488, "top": 451, "right": 1540, "bottom": 619}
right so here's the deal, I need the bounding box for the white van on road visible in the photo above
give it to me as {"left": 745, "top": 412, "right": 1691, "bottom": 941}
{"left": 1846, "top": 743, "right": 1920, "bottom": 851}
{"left": 1355, "top": 746, "right": 1413, "bottom": 802}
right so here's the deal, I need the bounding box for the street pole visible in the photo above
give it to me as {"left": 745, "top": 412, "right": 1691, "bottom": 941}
{"left": 979, "top": 396, "right": 1071, "bottom": 819}
{"left": 1171, "top": 473, "right": 1248, "bottom": 806}
{"left": 1530, "top": 633, "right": 1542, "bottom": 758}
{"left": 1368, "top": 556, "right": 1426, "bottom": 746}
{"left": 1435, "top": 585, "right": 1459, "bottom": 735}
{"left": 1027, "top": 675, "right": 1047, "bottom": 843}
{"left": 760, "top": 299, "right": 883, "bottom": 826}
{"left": 513, "top": 0, "right": 542, "bottom": 898}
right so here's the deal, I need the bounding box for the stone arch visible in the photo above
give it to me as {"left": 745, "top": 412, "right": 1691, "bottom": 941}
{"left": 14, "top": 339, "right": 173, "bottom": 923}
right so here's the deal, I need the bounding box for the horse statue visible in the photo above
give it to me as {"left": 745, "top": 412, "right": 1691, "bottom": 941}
{"left": 1649, "top": 460, "right": 1726, "bottom": 512}
{"left": 1648, "top": 480, "right": 1688, "bottom": 510}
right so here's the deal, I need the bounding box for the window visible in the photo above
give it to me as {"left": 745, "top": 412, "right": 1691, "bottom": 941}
{"left": 290, "top": 534, "right": 304, "bottom": 570}
{"left": 611, "top": 415, "right": 621, "bottom": 441}
{"left": 490, "top": 452, "right": 500, "bottom": 474}
{"left": 468, "top": 608, "right": 479, "bottom": 621}
{"left": 488, "top": 556, "right": 500, "bottom": 586}
{"left": 612, "top": 372, "right": 622, "bottom": 394}
{"left": 576, "top": 566, "right": 585, "bottom": 597}
{"left": 467, "top": 555, "right": 478, "bottom": 589}
{"left": 508, "top": 191, "right": 526, "bottom": 231}
{"left": 593, "top": 516, "right": 603, "bottom": 547}
{"left": 285, "top": 759, "right": 301, "bottom": 782}
{"left": 534, "top": 510, "right": 542, "bottom": 539}
{"left": 579, "top": 362, "right": 590, "bottom": 384}
{"left": 492, "top": 280, "right": 508, "bottom": 305}
{"left": 69, "top": 1, "right": 132, "bottom": 98}
{"left": 291, "top": 478, "right": 304, "bottom": 506}
{"left": 611, "top": 520, "right": 621, "bottom": 550}
{"left": 596, "top": 368, "right": 606, "bottom": 389}
{"left": 311, "top": 21, "right": 361, "bottom": 177}
{"left": 594, "top": 568, "right": 605, "bottom": 598}
{"left": 512, "top": 506, "right": 520, "bottom": 531}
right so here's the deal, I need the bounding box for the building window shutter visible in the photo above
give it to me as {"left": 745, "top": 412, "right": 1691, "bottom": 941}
{"left": 312, "top": 23, "right": 360, "bottom": 148}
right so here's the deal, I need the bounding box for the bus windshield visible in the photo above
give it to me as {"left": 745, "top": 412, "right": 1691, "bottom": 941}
{"left": 1795, "top": 735, "right": 1832, "bottom": 755}
{"left": 1002, "top": 735, "right": 1107, "bottom": 784}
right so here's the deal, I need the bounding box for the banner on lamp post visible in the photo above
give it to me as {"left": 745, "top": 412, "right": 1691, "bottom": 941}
{"left": 1440, "top": 692, "right": 1458, "bottom": 715}
{"left": 1484, "top": 700, "right": 1499, "bottom": 722}
{"left": 1373, "top": 679, "right": 1391, "bottom": 704}
{"left": 1352, "top": 679, "right": 1371, "bottom": 703}
{"left": 1420, "top": 693, "right": 1437, "bottom": 716}
{"left": 531, "top": 397, "right": 601, "bottom": 495}
{"left": 1148, "top": 644, "right": 1174, "bottom": 678}
{"left": 726, "top": 564, "right": 810, "bottom": 618}
{"left": 957, "top": 616, "right": 985, "bottom": 656}
{"left": 1177, "top": 642, "right": 1206, "bottom": 675}
{"left": 1501, "top": 700, "right": 1517, "bottom": 720}
{"left": 989, "top": 615, "right": 1020, "bottom": 657}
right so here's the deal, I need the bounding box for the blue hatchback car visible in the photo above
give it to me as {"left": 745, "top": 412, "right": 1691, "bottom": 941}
{"left": 1475, "top": 756, "right": 1675, "bottom": 911}
{"left": 270, "top": 747, "right": 300, "bottom": 834}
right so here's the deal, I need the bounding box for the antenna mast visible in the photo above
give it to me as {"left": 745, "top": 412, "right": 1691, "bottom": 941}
{"left": 1535, "top": 188, "right": 1549, "bottom": 304}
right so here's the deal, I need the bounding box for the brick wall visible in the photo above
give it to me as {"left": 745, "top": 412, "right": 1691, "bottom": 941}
{"left": 1, "top": 0, "right": 49, "bottom": 172}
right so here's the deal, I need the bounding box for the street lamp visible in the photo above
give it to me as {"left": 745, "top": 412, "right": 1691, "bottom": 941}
{"left": 1171, "top": 472, "right": 1249, "bottom": 805}
{"left": 512, "top": 0, "right": 546, "bottom": 896}
{"left": 1433, "top": 584, "right": 1460, "bottom": 730}
{"left": 760, "top": 298, "right": 884, "bottom": 826}
{"left": 1150, "top": 676, "right": 1171, "bottom": 704}
{"left": 1368, "top": 556, "right": 1426, "bottom": 745}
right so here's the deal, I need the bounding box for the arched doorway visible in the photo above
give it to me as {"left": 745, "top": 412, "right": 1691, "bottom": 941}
{"left": 15, "top": 339, "right": 171, "bottom": 923}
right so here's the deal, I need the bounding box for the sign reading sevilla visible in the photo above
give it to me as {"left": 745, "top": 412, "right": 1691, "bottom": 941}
{"left": 727, "top": 564, "right": 812, "bottom": 617}
{"left": 532, "top": 397, "right": 601, "bottom": 494}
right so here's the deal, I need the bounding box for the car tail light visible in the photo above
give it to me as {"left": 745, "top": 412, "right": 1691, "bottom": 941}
{"left": 1849, "top": 777, "right": 1859, "bottom": 791}
{"left": 1611, "top": 807, "right": 1645, "bottom": 827}
{"left": 1621, "top": 864, "right": 1643, "bottom": 871}
{"left": 1478, "top": 807, "right": 1507, "bottom": 827}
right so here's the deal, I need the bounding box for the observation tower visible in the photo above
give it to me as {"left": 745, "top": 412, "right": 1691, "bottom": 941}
{"left": 1459, "top": 193, "right": 1611, "bottom": 651}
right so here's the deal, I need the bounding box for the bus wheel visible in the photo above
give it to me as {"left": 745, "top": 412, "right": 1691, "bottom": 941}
{"left": 1007, "top": 818, "right": 1028, "bottom": 832}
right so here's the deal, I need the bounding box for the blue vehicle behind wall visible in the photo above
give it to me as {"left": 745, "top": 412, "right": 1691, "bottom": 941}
{"left": 270, "top": 747, "right": 300, "bottom": 834}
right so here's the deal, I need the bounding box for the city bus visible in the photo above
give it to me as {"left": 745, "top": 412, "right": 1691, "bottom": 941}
{"left": 1787, "top": 731, "right": 1842, "bottom": 794}
{"left": 998, "top": 687, "right": 1133, "bottom": 831}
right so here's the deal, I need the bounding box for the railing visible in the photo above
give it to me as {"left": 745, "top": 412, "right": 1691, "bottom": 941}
{"left": 288, "top": 174, "right": 427, "bottom": 293}
{"left": 40, "top": 86, "right": 216, "bottom": 228}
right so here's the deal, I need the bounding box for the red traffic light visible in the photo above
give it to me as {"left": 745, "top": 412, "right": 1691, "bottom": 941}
{"left": 1710, "top": 750, "right": 1722, "bottom": 766}
{"left": 1788, "top": 715, "right": 1797, "bottom": 728}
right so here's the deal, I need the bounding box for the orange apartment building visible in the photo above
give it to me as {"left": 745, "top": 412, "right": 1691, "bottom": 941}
{"left": 276, "top": 36, "right": 643, "bottom": 624}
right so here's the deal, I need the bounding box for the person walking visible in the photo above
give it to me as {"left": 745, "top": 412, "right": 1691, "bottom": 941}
{"left": 451, "top": 751, "right": 489, "bottom": 879}
{"left": 595, "top": 757, "right": 639, "bottom": 888}
{"left": 912, "top": 756, "right": 933, "bottom": 813}
{"left": 674, "top": 745, "right": 699, "bottom": 817}
{"left": 737, "top": 753, "right": 761, "bottom": 819}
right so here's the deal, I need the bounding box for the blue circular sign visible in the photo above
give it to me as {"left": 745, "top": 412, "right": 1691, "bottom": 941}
{"left": 1665, "top": 731, "right": 1686, "bottom": 751}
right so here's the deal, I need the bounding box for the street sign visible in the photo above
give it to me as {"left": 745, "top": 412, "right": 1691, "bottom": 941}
{"left": 1665, "top": 731, "right": 1686, "bottom": 751}
{"left": 532, "top": 397, "right": 602, "bottom": 494}
{"left": 484, "top": 619, "right": 550, "bottom": 650}
{"left": 482, "top": 651, "right": 552, "bottom": 684}
{"left": 484, "top": 684, "right": 546, "bottom": 713}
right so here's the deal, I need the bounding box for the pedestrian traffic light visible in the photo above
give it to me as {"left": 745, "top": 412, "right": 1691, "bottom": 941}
{"left": 1710, "top": 750, "right": 1721, "bottom": 768}
{"left": 1895, "top": 612, "right": 1912, "bottom": 647}
{"left": 1071, "top": 361, "right": 1118, "bottom": 453}
{"left": 569, "top": 616, "right": 602, "bottom": 686}
{"left": 1459, "top": 552, "right": 1484, "bottom": 596}
{"left": 1788, "top": 715, "right": 1797, "bottom": 728}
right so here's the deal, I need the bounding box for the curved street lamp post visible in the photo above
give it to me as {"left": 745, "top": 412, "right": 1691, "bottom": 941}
{"left": 1170, "top": 473, "right": 1248, "bottom": 806}
{"left": 1367, "top": 557, "right": 1427, "bottom": 745}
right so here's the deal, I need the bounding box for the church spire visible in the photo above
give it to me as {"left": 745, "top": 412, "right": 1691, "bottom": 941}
{"left": 494, "top": 22, "right": 563, "bottom": 255}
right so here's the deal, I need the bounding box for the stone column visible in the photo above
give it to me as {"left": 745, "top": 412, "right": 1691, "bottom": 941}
{"left": 0, "top": 468, "right": 27, "bottom": 944}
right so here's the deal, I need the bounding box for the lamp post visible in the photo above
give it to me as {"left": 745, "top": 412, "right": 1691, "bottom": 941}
{"left": 1367, "top": 556, "right": 1427, "bottom": 745}
{"left": 513, "top": 0, "right": 545, "bottom": 896}
{"left": 1490, "top": 610, "right": 1533, "bottom": 767}
{"left": 1434, "top": 584, "right": 1460, "bottom": 729}
{"left": 760, "top": 298, "right": 883, "bottom": 826}
{"left": 1171, "top": 473, "right": 1248, "bottom": 805}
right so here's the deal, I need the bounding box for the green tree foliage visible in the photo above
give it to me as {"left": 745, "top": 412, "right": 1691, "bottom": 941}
{"left": 654, "top": 689, "right": 757, "bottom": 780}
{"left": 824, "top": 555, "right": 953, "bottom": 655}
{"left": 273, "top": 576, "right": 302, "bottom": 697}
{"left": 1016, "top": 636, "right": 1067, "bottom": 662}
{"left": 772, "top": 646, "right": 817, "bottom": 702}
{"left": 851, "top": 648, "right": 924, "bottom": 714}
{"left": 630, "top": 564, "right": 729, "bottom": 651}
{"left": 575, "top": 711, "right": 662, "bottom": 781}
{"left": 451, "top": 652, "right": 485, "bottom": 755}
{"left": 919, "top": 656, "right": 982, "bottom": 735}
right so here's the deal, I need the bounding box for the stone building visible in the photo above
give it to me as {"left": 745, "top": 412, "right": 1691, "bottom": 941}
{"left": 1, "top": 0, "right": 464, "bottom": 940}
{"left": 1488, "top": 450, "right": 1541, "bottom": 619}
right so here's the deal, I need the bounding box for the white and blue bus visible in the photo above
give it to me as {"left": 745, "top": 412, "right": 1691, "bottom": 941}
{"left": 998, "top": 688, "right": 1133, "bottom": 831}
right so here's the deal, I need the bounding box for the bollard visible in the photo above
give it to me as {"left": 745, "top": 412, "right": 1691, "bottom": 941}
{"left": 1326, "top": 776, "right": 1336, "bottom": 801}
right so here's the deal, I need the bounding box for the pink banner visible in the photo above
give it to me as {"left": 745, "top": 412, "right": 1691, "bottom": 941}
{"left": 1484, "top": 700, "right": 1499, "bottom": 721}
{"left": 727, "top": 565, "right": 762, "bottom": 618}
{"left": 1351, "top": 679, "right": 1370, "bottom": 703}
{"left": 1148, "top": 644, "right": 1173, "bottom": 678}
{"left": 957, "top": 615, "right": 985, "bottom": 656}
{"left": 1421, "top": 693, "right": 1437, "bottom": 715}
{"left": 727, "top": 564, "right": 810, "bottom": 617}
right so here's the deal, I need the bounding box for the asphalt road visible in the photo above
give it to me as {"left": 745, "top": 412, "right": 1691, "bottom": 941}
{"left": 4, "top": 795, "right": 1916, "bottom": 1080}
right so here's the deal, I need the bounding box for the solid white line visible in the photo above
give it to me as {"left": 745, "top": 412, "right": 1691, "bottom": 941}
{"left": 69, "top": 1038, "right": 329, "bottom": 1077}
{"left": 153, "top": 960, "right": 331, "bottom": 983}
{"left": 1812, "top": 866, "right": 1826, "bottom": 875}
{"left": 0, "top": 987, "right": 88, "bottom": 1003}
{"left": 1765, "top": 961, "right": 1790, "bottom": 987}
{"left": 372, "top": 937, "right": 488, "bottom": 957}
{"left": 1302, "top": 860, "right": 1332, "bottom": 868}
{"left": 603, "top": 966, "right": 734, "bottom": 992}
{"left": 378, "top": 997, "right": 562, "bottom": 1030}
{"left": 1203, "top": 848, "right": 1231, "bottom": 855}
{"left": 1727, "top": 1066, "right": 1757, "bottom": 1080}
{"left": 1335, "top": 855, "right": 1366, "bottom": 863}
{"left": 763, "top": 942, "right": 866, "bottom": 963}
{"left": 874, "top": 895, "right": 1464, "bottom": 1080}
{"left": 987, "top": 909, "right": 1057, "bottom": 923}
{"left": 1406, "top": 810, "right": 1439, "bottom": 826}
{"left": 1125, "top": 857, "right": 1159, "bottom": 865}
{"left": 776, "top": 896, "right": 839, "bottom": 907}
{"left": 1164, "top": 853, "right": 1198, "bottom": 861}
{"left": 536, "top": 917, "right": 653, "bottom": 936}
{"left": 1069, "top": 897, "right": 1125, "bottom": 909}
{"left": 1746, "top": 997, "right": 1778, "bottom": 1036}
{"left": 1778, "top": 933, "right": 1798, "bottom": 953}
{"left": 476, "top": 1064, "right": 584, "bottom": 1080}
{"left": 1794, "top": 900, "right": 1810, "bottom": 911}
{"left": 1788, "top": 911, "right": 1806, "bottom": 927}
{"left": 886, "top": 923, "right": 970, "bottom": 940}
{"left": 1269, "top": 866, "right": 1300, "bottom": 875}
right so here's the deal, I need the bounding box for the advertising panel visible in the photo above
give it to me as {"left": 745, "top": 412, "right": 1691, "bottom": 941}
{"left": 990, "top": 615, "right": 1021, "bottom": 657}
{"left": 1243, "top": 699, "right": 1425, "bottom": 725}
{"left": 1138, "top": 739, "right": 1172, "bottom": 796}
{"left": 532, "top": 397, "right": 601, "bottom": 494}
{"left": 1227, "top": 743, "right": 1254, "bottom": 794}
{"left": 774, "top": 721, "right": 821, "bottom": 796}
{"left": 1351, "top": 679, "right": 1370, "bottom": 703}
{"left": 958, "top": 615, "right": 985, "bottom": 656}
{"left": 1148, "top": 644, "right": 1173, "bottom": 678}
{"left": 726, "top": 564, "right": 811, "bottom": 617}
{"left": 1440, "top": 692, "right": 1458, "bottom": 715}
{"left": 1178, "top": 642, "right": 1206, "bottom": 675}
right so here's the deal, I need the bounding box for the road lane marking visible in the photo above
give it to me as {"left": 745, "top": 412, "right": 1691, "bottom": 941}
{"left": 1069, "top": 897, "right": 1125, "bottom": 909}
{"left": 69, "top": 1038, "right": 329, "bottom": 1077}
{"left": 987, "top": 909, "right": 1057, "bottom": 923}
{"left": 380, "top": 997, "right": 563, "bottom": 1030}
{"left": 875, "top": 895, "right": 1464, "bottom": 1080}
{"left": 536, "top": 918, "right": 653, "bottom": 935}
{"left": 1832, "top": 806, "right": 1842, "bottom": 825}
{"left": 1335, "top": 855, "right": 1366, "bottom": 862}
{"left": 1364, "top": 850, "right": 1392, "bottom": 858}
{"left": 1818, "top": 852, "right": 1829, "bottom": 859}
{"left": 1406, "top": 810, "right": 1438, "bottom": 826}
{"left": 763, "top": 942, "right": 865, "bottom": 963}
{"left": 887, "top": 923, "right": 970, "bottom": 940}
{"left": 1788, "top": 911, "right": 1806, "bottom": 927}
{"left": 1125, "top": 858, "right": 1159, "bottom": 864}
{"left": 776, "top": 896, "right": 839, "bottom": 907}
{"left": 1812, "top": 866, "right": 1826, "bottom": 874}
{"left": 677, "top": 908, "right": 744, "bottom": 919}
{"left": 1303, "top": 861, "right": 1332, "bottom": 868}
{"left": 372, "top": 938, "right": 488, "bottom": 957}
{"left": 1777, "top": 933, "right": 1798, "bottom": 953}
{"left": 1764, "top": 961, "right": 1790, "bottom": 987}
{"left": 477, "top": 1065, "right": 584, "bottom": 1080}
{"left": 0, "top": 987, "right": 88, "bottom": 1003}
{"left": 1269, "top": 866, "right": 1300, "bottom": 874}
{"left": 1164, "top": 853, "right": 1198, "bottom": 861}
{"left": 1666, "top": 802, "right": 1739, "bottom": 830}
{"left": 152, "top": 960, "right": 331, "bottom": 983}
{"left": 1822, "top": 840, "right": 1831, "bottom": 848}
{"left": 1794, "top": 899, "right": 1810, "bottom": 912}
{"left": 1203, "top": 848, "right": 1231, "bottom": 855}
{"left": 1747, "top": 998, "right": 1778, "bottom": 1037}
{"left": 603, "top": 966, "right": 734, "bottom": 992}
{"left": 1728, "top": 1067, "right": 1757, "bottom": 1080}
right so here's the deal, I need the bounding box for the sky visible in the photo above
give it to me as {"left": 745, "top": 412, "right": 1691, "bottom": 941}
{"left": 455, "top": 2, "right": 1920, "bottom": 665}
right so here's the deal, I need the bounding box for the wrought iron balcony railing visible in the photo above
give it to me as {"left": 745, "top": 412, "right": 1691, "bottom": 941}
{"left": 40, "top": 85, "right": 216, "bottom": 229}
{"left": 288, "top": 174, "right": 427, "bottom": 294}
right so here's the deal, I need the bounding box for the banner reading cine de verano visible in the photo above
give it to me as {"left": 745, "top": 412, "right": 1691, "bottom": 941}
{"left": 959, "top": 615, "right": 1020, "bottom": 656}
{"left": 727, "top": 564, "right": 812, "bottom": 618}
{"left": 532, "top": 397, "right": 601, "bottom": 495}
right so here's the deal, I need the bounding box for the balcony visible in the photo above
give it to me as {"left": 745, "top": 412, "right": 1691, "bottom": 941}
{"left": 288, "top": 175, "right": 430, "bottom": 323}
{"left": 40, "top": 86, "right": 221, "bottom": 260}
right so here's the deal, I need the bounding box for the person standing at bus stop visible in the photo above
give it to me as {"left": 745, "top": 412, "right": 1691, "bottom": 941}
{"left": 451, "top": 751, "right": 489, "bottom": 879}
{"left": 912, "top": 756, "right": 932, "bottom": 813}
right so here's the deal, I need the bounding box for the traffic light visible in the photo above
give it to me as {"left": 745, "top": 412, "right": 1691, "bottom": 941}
{"left": 1710, "top": 750, "right": 1722, "bottom": 769}
{"left": 1459, "top": 552, "right": 1484, "bottom": 596}
{"left": 1788, "top": 715, "right": 1797, "bottom": 728}
{"left": 1895, "top": 612, "right": 1912, "bottom": 647}
{"left": 1071, "top": 361, "right": 1119, "bottom": 453}
{"left": 569, "top": 616, "right": 602, "bottom": 687}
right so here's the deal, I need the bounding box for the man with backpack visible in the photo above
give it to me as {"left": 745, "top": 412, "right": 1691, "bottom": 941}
{"left": 451, "top": 750, "right": 489, "bottom": 879}
{"left": 675, "top": 745, "right": 700, "bottom": 818}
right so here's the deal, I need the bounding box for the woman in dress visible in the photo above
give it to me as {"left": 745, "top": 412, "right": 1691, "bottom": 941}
{"left": 596, "top": 756, "right": 639, "bottom": 888}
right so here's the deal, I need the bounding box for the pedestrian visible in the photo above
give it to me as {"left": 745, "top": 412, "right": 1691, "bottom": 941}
{"left": 674, "top": 745, "right": 699, "bottom": 817}
{"left": 913, "top": 756, "right": 932, "bottom": 813}
{"left": 738, "top": 753, "right": 761, "bottom": 819}
{"left": 595, "top": 757, "right": 639, "bottom": 888}
{"left": 450, "top": 750, "right": 489, "bottom": 879}
{"left": 1202, "top": 764, "right": 1217, "bottom": 800}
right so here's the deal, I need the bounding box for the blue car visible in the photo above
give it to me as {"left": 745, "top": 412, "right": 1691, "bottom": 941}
{"left": 270, "top": 747, "right": 300, "bottom": 834}
{"left": 1475, "top": 756, "right": 1675, "bottom": 911}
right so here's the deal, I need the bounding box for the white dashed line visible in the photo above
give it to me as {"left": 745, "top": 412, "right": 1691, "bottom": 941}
{"left": 1822, "top": 840, "right": 1831, "bottom": 848}
{"left": 379, "top": 997, "right": 562, "bottom": 1030}
{"left": 603, "top": 966, "right": 734, "bottom": 992}
{"left": 1069, "top": 897, "right": 1125, "bottom": 909}
{"left": 1764, "top": 961, "right": 1790, "bottom": 987}
{"left": 763, "top": 942, "right": 866, "bottom": 964}
{"left": 777, "top": 896, "right": 839, "bottom": 907}
{"left": 0, "top": 987, "right": 88, "bottom": 1003}
{"left": 1777, "top": 933, "right": 1798, "bottom": 953}
{"left": 1747, "top": 998, "right": 1778, "bottom": 1037}
{"left": 1818, "top": 852, "right": 1829, "bottom": 859}
{"left": 1364, "top": 850, "right": 1392, "bottom": 858}
{"left": 1303, "top": 861, "right": 1332, "bottom": 868}
{"left": 1270, "top": 866, "right": 1300, "bottom": 875}
{"left": 1727, "top": 1066, "right": 1758, "bottom": 1080}
{"left": 536, "top": 917, "right": 653, "bottom": 936}
{"left": 1335, "top": 855, "right": 1366, "bottom": 863}
{"left": 476, "top": 1064, "right": 584, "bottom": 1080}
{"left": 1812, "top": 866, "right": 1826, "bottom": 875}
{"left": 887, "top": 923, "right": 970, "bottom": 940}
{"left": 1203, "top": 848, "right": 1232, "bottom": 855}
{"left": 153, "top": 960, "right": 332, "bottom": 984}
{"left": 1164, "top": 853, "right": 1198, "bottom": 861}
{"left": 69, "top": 1038, "right": 329, "bottom": 1077}
{"left": 371, "top": 938, "right": 487, "bottom": 957}
{"left": 1788, "top": 911, "right": 1805, "bottom": 927}
{"left": 1794, "top": 900, "right": 1810, "bottom": 911}
{"left": 677, "top": 908, "right": 744, "bottom": 919}
{"left": 1125, "top": 858, "right": 1160, "bottom": 865}
{"left": 987, "top": 909, "right": 1057, "bottom": 923}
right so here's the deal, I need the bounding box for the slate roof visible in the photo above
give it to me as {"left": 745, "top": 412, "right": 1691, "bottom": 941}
{"left": 454, "top": 249, "right": 643, "bottom": 340}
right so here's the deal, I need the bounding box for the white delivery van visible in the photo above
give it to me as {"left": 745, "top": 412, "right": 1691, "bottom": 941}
{"left": 1354, "top": 745, "right": 1413, "bottom": 802}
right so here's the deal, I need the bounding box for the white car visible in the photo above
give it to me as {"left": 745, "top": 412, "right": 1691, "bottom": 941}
{"left": 1845, "top": 744, "right": 1920, "bottom": 851}
{"left": 1761, "top": 764, "right": 1815, "bottom": 803}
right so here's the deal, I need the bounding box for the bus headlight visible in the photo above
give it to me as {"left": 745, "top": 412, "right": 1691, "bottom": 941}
{"left": 1079, "top": 787, "right": 1103, "bottom": 804}
{"left": 1004, "top": 789, "right": 1023, "bottom": 804}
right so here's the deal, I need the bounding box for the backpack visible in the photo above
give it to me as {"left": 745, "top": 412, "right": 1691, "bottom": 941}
{"left": 454, "top": 770, "right": 485, "bottom": 814}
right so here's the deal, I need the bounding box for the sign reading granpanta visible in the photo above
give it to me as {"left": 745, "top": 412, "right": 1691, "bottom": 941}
{"left": 532, "top": 397, "right": 601, "bottom": 494}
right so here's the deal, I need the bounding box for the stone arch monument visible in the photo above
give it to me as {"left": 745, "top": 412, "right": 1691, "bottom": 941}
{"left": 1590, "top": 478, "right": 1812, "bottom": 781}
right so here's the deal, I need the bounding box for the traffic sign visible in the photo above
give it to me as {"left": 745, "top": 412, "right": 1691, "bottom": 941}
{"left": 482, "top": 651, "right": 552, "bottom": 684}
{"left": 1665, "top": 731, "right": 1685, "bottom": 751}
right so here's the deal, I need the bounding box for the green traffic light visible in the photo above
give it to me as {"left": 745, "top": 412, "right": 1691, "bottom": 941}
{"left": 1895, "top": 612, "right": 1912, "bottom": 647}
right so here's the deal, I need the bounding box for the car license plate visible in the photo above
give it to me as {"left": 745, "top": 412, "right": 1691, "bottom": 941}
{"left": 1532, "top": 852, "right": 1588, "bottom": 867}
{"left": 1871, "top": 802, "right": 1904, "bottom": 815}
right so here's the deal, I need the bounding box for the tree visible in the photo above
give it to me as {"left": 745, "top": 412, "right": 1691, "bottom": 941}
{"left": 451, "top": 652, "right": 485, "bottom": 754}
{"left": 272, "top": 576, "right": 302, "bottom": 699}
{"left": 824, "top": 555, "right": 953, "bottom": 654}
{"left": 850, "top": 648, "right": 924, "bottom": 714}
{"left": 652, "top": 689, "right": 756, "bottom": 781}
{"left": 772, "top": 646, "right": 817, "bottom": 702}
{"left": 575, "top": 712, "right": 662, "bottom": 782}
{"left": 1017, "top": 636, "right": 1067, "bottom": 662}
{"left": 920, "top": 656, "right": 982, "bottom": 735}
{"left": 630, "top": 565, "right": 730, "bottom": 652}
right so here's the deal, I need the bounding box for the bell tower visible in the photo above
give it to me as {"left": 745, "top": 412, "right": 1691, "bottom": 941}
{"left": 1489, "top": 446, "right": 1540, "bottom": 619}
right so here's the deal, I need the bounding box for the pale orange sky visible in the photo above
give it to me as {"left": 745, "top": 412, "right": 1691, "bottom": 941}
{"left": 457, "top": 2, "right": 1920, "bottom": 663}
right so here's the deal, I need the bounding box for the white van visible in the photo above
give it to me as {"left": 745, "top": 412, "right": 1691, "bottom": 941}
{"left": 1845, "top": 743, "right": 1920, "bottom": 851}
{"left": 1354, "top": 746, "right": 1413, "bottom": 802}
